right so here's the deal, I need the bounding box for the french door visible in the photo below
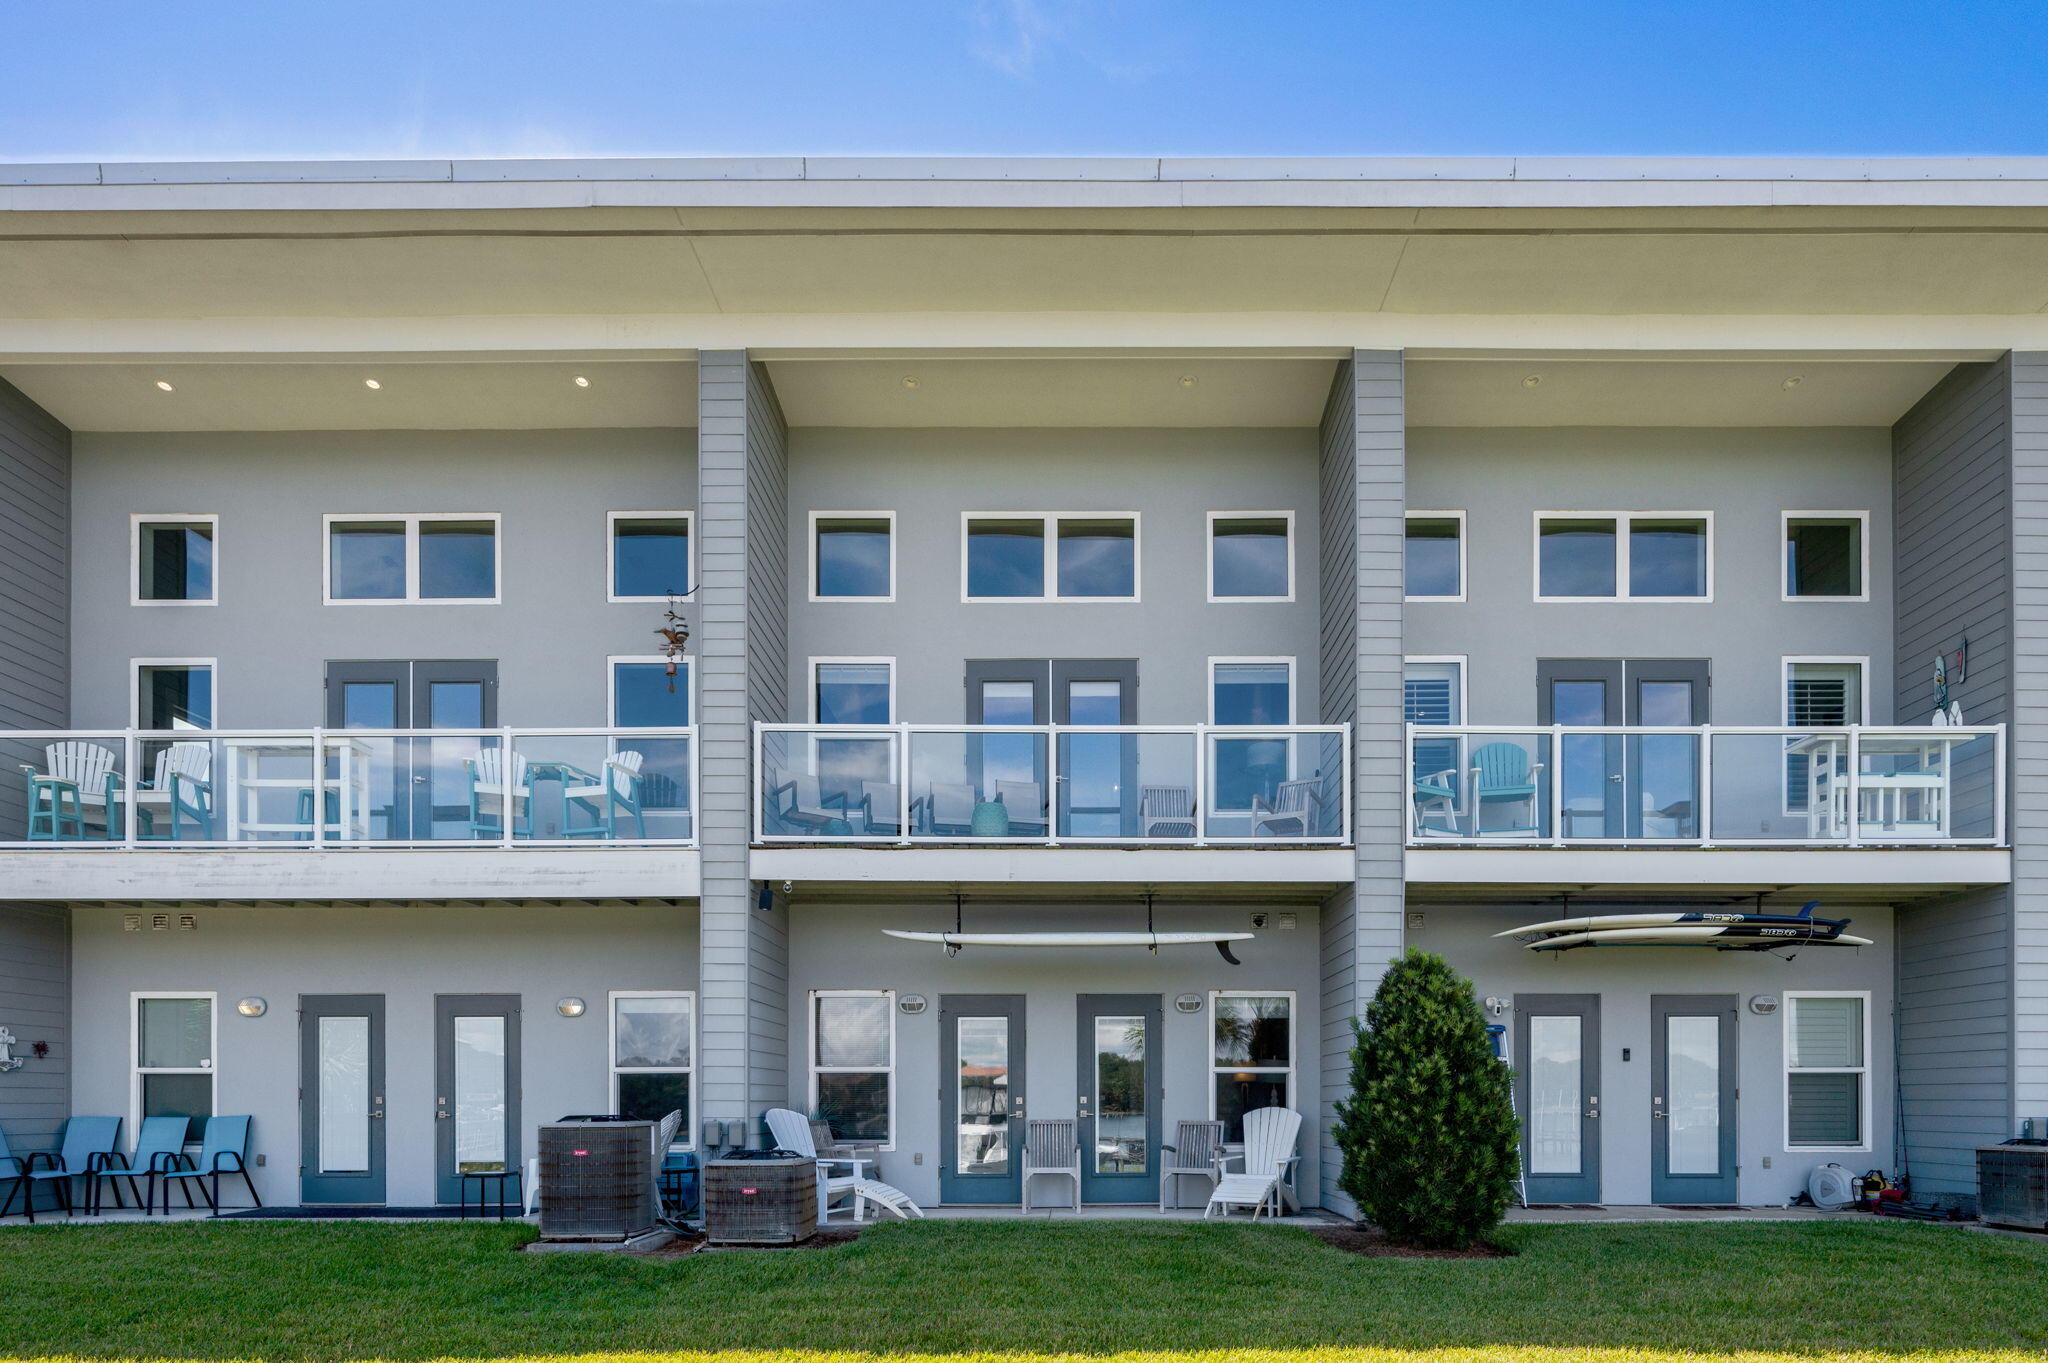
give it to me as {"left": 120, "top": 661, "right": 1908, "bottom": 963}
{"left": 964, "top": 660, "right": 1138, "bottom": 836}
{"left": 1077, "top": 994, "right": 1161, "bottom": 1203}
{"left": 325, "top": 660, "right": 497, "bottom": 840}
{"left": 434, "top": 995, "right": 521, "bottom": 1205}
{"left": 300, "top": 995, "right": 386, "bottom": 1205}
{"left": 1514, "top": 993, "right": 1600, "bottom": 1204}
{"left": 1538, "top": 659, "right": 1708, "bottom": 838}
{"left": 1650, "top": 995, "right": 1739, "bottom": 1204}
{"left": 938, "top": 995, "right": 1025, "bottom": 1204}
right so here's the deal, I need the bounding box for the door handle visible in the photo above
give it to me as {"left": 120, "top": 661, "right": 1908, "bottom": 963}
{"left": 369, "top": 1110, "right": 385, "bottom": 1120}
{"left": 436, "top": 1110, "right": 452, "bottom": 1120}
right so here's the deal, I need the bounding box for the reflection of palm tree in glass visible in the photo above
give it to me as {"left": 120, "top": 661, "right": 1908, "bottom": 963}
{"left": 1096, "top": 1019, "right": 1147, "bottom": 1173}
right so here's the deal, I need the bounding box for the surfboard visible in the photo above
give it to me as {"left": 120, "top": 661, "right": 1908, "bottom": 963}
{"left": 1527, "top": 925, "right": 1872, "bottom": 951}
{"left": 1498, "top": 905, "right": 1830, "bottom": 938}
{"left": 882, "top": 930, "right": 1256, "bottom": 948}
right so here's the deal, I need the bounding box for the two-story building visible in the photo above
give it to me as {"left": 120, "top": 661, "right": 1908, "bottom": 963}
{"left": 0, "top": 155, "right": 2039, "bottom": 1215}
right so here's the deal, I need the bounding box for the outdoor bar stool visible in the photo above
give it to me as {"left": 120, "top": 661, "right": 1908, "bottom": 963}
{"left": 459, "top": 1167, "right": 522, "bottom": 1220}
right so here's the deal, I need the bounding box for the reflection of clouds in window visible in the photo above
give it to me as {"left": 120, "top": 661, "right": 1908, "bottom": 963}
{"left": 1539, "top": 520, "right": 1616, "bottom": 597}
{"left": 816, "top": 517, "right": 891, "bottom": 597}
{"left": 816, "top": 994, "right": 890, "bottom": 1067}
{"left": 615, "top": 996, "right": 692, "bottom": 1068}
{"left": 1214, "top": 517, "right": 1289, "bottom": 597}
{"left": 1057, "top": 520, "right": 1135, "bottom": 597}
{"left": 967, "top": 520, "right": 1044, "bottom": 597}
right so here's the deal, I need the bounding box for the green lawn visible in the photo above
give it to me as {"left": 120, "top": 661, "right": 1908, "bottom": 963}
{"left": 0, "top": 1218, "right": 2042, "bottom": 1363}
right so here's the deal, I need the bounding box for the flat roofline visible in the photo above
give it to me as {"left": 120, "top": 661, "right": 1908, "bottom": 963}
{"left": 17, "top": 155, "right": 2048, "bottom": 210}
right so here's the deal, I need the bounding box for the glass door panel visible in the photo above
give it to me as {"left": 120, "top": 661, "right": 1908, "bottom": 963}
{"left": 1651, "top": 995, "right": 1739, "bottom": 1203}
{"left": 1514, "top": 993, "right": 1599, "bottom": 1203}
{"left": 300, "top": 995, "right": 385, "bottom": 1205}
{"left": 1077, "top": 994, "right": 1161, "bottom": 1203}
{"left": 435, "top": 995, "right": 520, "bottom": 1204}
{"left": 939, "top": 995, "right": 1025, "bottom": 1204}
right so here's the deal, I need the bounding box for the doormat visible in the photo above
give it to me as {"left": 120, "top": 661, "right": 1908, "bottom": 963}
{"left": 1656, "top": 1204, "right": 1746, "bottom": 1211}
{"left": 1521, "top": 1203, "right": 1605, "bottom": 1211}
{"left": 218, "top": 1206, "right": 513, "bottom": 1220}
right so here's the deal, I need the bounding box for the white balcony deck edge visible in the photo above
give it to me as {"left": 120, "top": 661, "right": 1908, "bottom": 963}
{"left": 0, "top": 848, "right": 701, "bottom": 902}
{"left": 750, "top": 845, "right": 1358, "bottom": 886}
{"left": 1405, "top": 845, "right": 2011, "bottom": 887}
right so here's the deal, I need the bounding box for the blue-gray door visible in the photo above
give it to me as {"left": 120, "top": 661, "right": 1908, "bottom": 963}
{"left": 434, "top": 994, "right": 521, "bottom": 1205}
{"left": 300, "top": 994, "right": 386, "bottom": 1205}
{"left": 1539, "top": 660, "right": 1708, "bottom": 838}
{"left": 1651, "top": 994, "right": 1739, "bottom": 1205}
{"left": 1515, "top": 993, "right": 1600, "bottom": 1204}
{"left": 1077, "top": 993, "right": 1161, "bottom": 1203}
{"left": 325, "top": 660, "right": 497, "bottom": 840}
{"left": 938, "top": 995, "right": 1024, "bottom": 1204}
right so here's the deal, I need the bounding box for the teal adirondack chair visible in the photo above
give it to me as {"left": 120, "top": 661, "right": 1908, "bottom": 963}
{"left": 1470, "top": 742, "right": 1544, "bottom": 835}
{"left": 86, "top": 1115, "right": 188, "bottom": 1215}
{"left": 22, "top": 1115, "right": 123, "bottom": 1217}
{"left": 155, "top": 1114, "right": 261, "bottom": 1214}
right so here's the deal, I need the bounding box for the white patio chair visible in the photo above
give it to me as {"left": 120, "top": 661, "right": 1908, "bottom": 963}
{"left": 1250, "top": 779, "right": 1324, "bottom": 838}
{"left": 127, "top": 741, "right": 215, "bottom": 840}
{"left": 1205, "top": 1107, "right": 1302, "bottom": 1219}
{"left": 765, "top": 1107, "right": 866, "bottom": 1222}
{"left": 1020, "top": 1118, "right": 1081, "bottom": 1212}
{"left": 1139, "top": 785, "right": 1196, "bottom": 838}
{"left": 994, "top": 779, "right": 1048, "bottom": 835}
{"left": 561, "top": 749, "right": 647, "bottom": 839}
{"left": 1159, "top": 1118, "right": 1226, "bottom": 1211}
{"left": 21, "top": 741, "right": 123, "bottom": 840}
{"left": 464, "top": 749, "right": 531, "bottom": 838}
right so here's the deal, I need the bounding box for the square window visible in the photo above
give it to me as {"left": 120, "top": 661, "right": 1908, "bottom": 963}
{"left": 1538, "top": 518, "right": 1617, "bottom": 597}
{"left": 136, "top": 662, "right": 214, "bottom": 730}
{"left": 1212, "top": 661, "right": 1292, "bottom": 725}
{"left": 1211, "top": 515, "right": 1292, "bottom": 599}
{"left": 1056, "top": 518, "right": 1137, "bottom": 598}
{"left": 966, "top": 519, "right": 1046, "bottom": 598}
{"left": 329, "top": 521, "right": 407, "bottom": 600}
{"left": 613, "top": 660, "right": 690, "bottom": 727}
{"left": 611, "top": 993, "right": 693, "bottom": 1132}
{"left": 1628, "top": 518, "right": 1708, "bottom": 598}
{"left": 612, "top": 514, "right": 692, "bottom": 601}
{"left": 1404, "top": 515, "right": 1463, "bottom": 599}
{"left": 814, "top": 515, "right": 893, "bottom": 599}
{"left": 1787, "top": 515, "right": 1865, "bottom": 598}
{"left": 417, "top": 520, "right": 496, "bottom": 599}
{"left": 135, "top": 518, "right": 215, "bottom": 603}
{"left": 815, "top": 661, "right": 893, "bottom": 725}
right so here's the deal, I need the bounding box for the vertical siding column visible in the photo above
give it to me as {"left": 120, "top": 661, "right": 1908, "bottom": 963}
{"left": 1316, "top": 350, "right": 1406, "bottom": 1212}
{"left": 0, "top": 377, "right": 72, "bottom": 1157}
{"left": 2010, "top": 353, "right": 2048, "bottom": 1131}
{"left": 696, "top": 351, "right": 791, "bottom": 1139}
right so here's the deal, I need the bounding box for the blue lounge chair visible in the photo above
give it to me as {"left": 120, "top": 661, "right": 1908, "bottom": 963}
{"left": 155, "top": 1114, "right": 261, "bottom": 1214}
{"left": 86, "top": 1116, "right": 188, "bottom": 1215}
{"left": 23, "top": 1115, "right": 123, "bottom": 1217}
{"left": 0, "top": 1126, "right": 26, "bottom": 1221}
{"left": 1470, "top": 741, "right": 1544, "bottom": 836}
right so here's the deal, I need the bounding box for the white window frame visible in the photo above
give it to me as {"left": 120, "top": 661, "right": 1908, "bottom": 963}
{"left": 607, "top": 655, "right": 695, "bottom": 728}
{"left": 1782, "top": 990, "right": 1872, "bottom": 1153}
{"left": 1207, "top": 657, "right": 1297, "bottom": 724}
{"left": 131, "top": 657, "right": 218, "bottom": 730}
{"left": 810, "top": 510, "right": 897, "bottom": 603}
{"left": 808, "top": 988, "right": 896, "bottom": 1150}
{"left": 131, "top": 990, "right": 216, "bottom": 1139}
{"left": 322, "top": 512, "right": 503, "bottom": 605}
{"left": 130, "top": 514, "right": 219, "bottom": 608}
{"left": 1404, "top": 510, "right": 1467, "bottom": 603}
{"left": 809, "top": 657, "right": 897, "bottom": 724}
{"left": 1779, "top": 656, "right": 1869, "bottom": 816}
{"left": 1533, "top": 511, "right": 1715, "bottom": 603}
{"left": 608, "top": 989, "right": 697, "bottom": 1148}
{"left": 960, "top": 512, "right": 1142, "bottom": 603}
{"left": 606, "top": 510, "right": 696, "bottom": 605}
{"left": 1782, "top": 510, "right": 1871, "bottom": 603}
{"left": 1403, "top": 655, "right": 1469, "bottom": 725}
{"left": 1208, "top": 989, "right": 1297, "bottom": 1128}
{"left": 1206, "top": 510, "right": 1296, "bottom": 604}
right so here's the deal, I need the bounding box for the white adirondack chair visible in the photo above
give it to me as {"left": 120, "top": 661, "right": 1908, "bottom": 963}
{"left": 765, "top": 1107, "right": 866, "bottom": 1222}
{"left": 1204, "top": 1107, "right": 1303, "bottom": 1219}
{"left": 25, "top": 741, "right": 124, "bottom": 839}
{"left": 465, "top": 749, "right": 531, "bottom": 837}
{"left": 561, "top": 749, "right": 646, "bottom": 839}
{"left": 129, "top": 741, "right": 215, "bottom": 839}
{"left": 1019, "top": 1118, "right": 1081, "bottom": 1212}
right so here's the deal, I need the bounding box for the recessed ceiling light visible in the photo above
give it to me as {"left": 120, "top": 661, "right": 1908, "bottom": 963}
{"left": 363, "top": 378, "right": 382, "bottom": 390}
{"left": 154, "top": 380, "right": 174, "bottom": 392}
{"left": 1178, "top": 375, "right": 1197, "bottom": 388}
{"left": 573, "top": 375, "right": 590, "bottom": 388}
{"left": 1521, "top": 375, "right": 1542, "bottom": 389}
{"left": 901, "top": 376, "right": 919, "bottom": 389}
{"left": 1782, "top": 376, "right": 1804, "bottom": 390}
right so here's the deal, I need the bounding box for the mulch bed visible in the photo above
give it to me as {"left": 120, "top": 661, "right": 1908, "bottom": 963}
{"left": 1306, "top": 1224, "right": 1512, "bottom": 1259}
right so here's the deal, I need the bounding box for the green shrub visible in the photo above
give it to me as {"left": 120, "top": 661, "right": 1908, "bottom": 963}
{"left": 1333, "top": 948, "right": 1519, "bottom": 1248}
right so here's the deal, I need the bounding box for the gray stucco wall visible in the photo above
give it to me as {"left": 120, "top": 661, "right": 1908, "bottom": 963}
{"left": 783, "top": 898, "right": 1324, "bottom": 1207}
{"left": 67, "top": 900, "right": 697, "bottom": 1205}
{"left": 1406, "top": 426, "right": 1895, "bottom": 725}
{"left": 69, "top": 428, "right": 695, "bottom": 727}
{"left": 784, "top": 427, "right": 1321, "bottom": 724}
{"left": 696, "top": 354, "right": 790, "bottom": 1135}
{"left": 0, "top": 904, "right": 71, "bottom": 1157}
{"left": 1890, "top": 359, "right": 2017, "bottom": 1202}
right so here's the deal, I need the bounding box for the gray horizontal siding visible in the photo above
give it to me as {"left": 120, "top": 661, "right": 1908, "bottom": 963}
{"left": 0, "top": 904, "right": 71, "bottom": 1154}
{"left": 2013, "top": 352, "right": 2048, "bottom": 1128}
{"left": 0, "top": 379, "right": 70, "bottom": 850}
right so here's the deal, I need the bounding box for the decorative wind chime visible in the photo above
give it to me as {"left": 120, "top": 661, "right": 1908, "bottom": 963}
{"left": 657, "top": 592, "right": 691, "bottom": 692}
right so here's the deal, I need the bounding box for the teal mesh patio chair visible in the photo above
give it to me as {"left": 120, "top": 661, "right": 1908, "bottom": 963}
{"left": 23, "top": 1115, "right": 122, "bottom": 1217}
{"left": 1470, "top": 741, "right": 1544, "bottom": 836}
{"left": 86, "top": 1115, "right": 187, "bottom": 1215}
{"left": 0, "top": 1125, "right": 26, "bottom": 1221}
{"left": 155, "top": 1114, "right": 261, "bottom": 1213}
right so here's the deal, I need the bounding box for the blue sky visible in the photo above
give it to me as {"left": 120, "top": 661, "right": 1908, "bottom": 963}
{"left": 6, "top": 0, "right": 2048, "bottom": 161}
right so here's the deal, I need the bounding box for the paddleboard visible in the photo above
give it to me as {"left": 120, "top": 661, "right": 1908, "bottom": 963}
{"left": 1498, "top": 906, "right": 1829, "bottom": 938}
{"left": 1528, "top": 925, "right": 1872, "bottom": 951}
{"left": 882, "top": 930, "right": 1255, "bottom": 948}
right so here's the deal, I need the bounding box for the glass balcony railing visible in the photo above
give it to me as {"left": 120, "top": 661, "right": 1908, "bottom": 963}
{"left": 2, "top": 728, "right": 695, "bottom": 848}
{"left": 1407, "top": 724, "right": 2005, "bottom": 846}
{"left": 756, "top": 724, "right": 1351, "bottom": 844}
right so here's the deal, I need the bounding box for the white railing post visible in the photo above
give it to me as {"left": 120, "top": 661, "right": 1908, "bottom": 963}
{"left": 1696, "top": 726, "right": 1712, "bottom": 846}
{"left": 1997, "top": 726, "right": 2009, "bottom": 846}
{"left": 123, "top": 730, "right": 139, "bottom": 851}
{"left": 1549, "top": 725, "right": 1565, "bottom": 846}
{"left": 897, "top": 723, "right": 912, "bottom": 845}
{"left": 1193, "top": 723, "right": 1209, "bottom": 845}
{"left": 751, "top": 723, "right": 764, "bottom": 844}
{"left": 501, "top": 727, "right": 516, "bottom": 850}
{"left": 1341, "top": 723, "right": 1354, "bottom": 845}
{"left": 311, "top": 726, "right": 326, "bottom": 850}
{"left": 1845, "top": 726, "right": 1863, "bottom": 847}
{"left": 1044, "top": 723, "right": 1059, "bottom": 846}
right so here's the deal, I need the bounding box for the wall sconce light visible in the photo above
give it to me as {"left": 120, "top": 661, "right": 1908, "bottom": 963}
{"left": 557, "top": 998, "right": 587, "bottom": 1018}
{"left": 236, "top": 998, "right": 267, "bottom": 1018}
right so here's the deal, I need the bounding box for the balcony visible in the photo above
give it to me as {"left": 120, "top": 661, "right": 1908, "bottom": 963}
{"left": 0, "top": 727, "right": 698, "bottom": 901}
{"left": 1407, "top": 724, "right": 2003, "bottom": 847}
{"left": 751, "top": 723, "right": 1353, "bottom": 887}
